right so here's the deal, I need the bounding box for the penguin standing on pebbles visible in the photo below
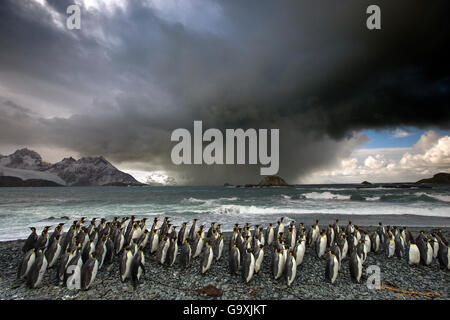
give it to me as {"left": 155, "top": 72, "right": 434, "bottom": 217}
{"left": 437, "top": 240, "right": 450, "bottom": 270}
{"left": 80, "top": 254, "right": 99, "bottom": 291}
{"left": 316, "top": 231, "right": 327, "bottom": 258}
{"left": 17, "top": 248, "right": 36, "bottom": 280}
{"left": 120, "top": 247, "right": 133, "bottom": 282}
{"left": 265, "top": 223, "right": 274, "bottom": 245}
{"left": 149, "top": 229, "right": 159, "bottom": 254}
{"left": 349, "top": 251, "right": 363, "bottom": 283}
{"left": 407, "top": 241, "right": 420, "bottom": 265}
{"left": 229, "top": 243, "right": 240, "bottom": 274}
{"left": 370, "top": 231, "right": 380, "bottom": 253}
{"left": 27, "top": 248, "right": 48, "bottom": 288}
{"left": 178, "top": 222, "right": 188, "bottom": 245}
{"left": 200, "top": 242, "right": 213, "bottom": 275}
{"left": 386, "top": 233, "right": 396, "bottom": 258}
{"left": 253, "top": 244, "right": 264, "bottom": 274}
{"left": 294, "top": 239, "right": 306, "bottom": 266}
{"left": 57, "top": 249, "right": 74, "bottom": 284}
{"left": 242, "top": 248, "right": 255, "bottom": 283}
{"left": 180, "top": 239, "right": 191, "bottom": 268}
{"left": 22, "top": 227, "right": 38, "bottom": 253}
{"left": 156, "top": 235, "right": 170, "bottom": 265}
{"left": 285, "top": 250, "right": 297, "bottom": 286}
{"left": 166, "top": 237, "right": 178, "bottom": 267}
{"left": 131, "top": 247, "right": 145, "bottom": 288}
{"left": 325, "top": 251, "right": 339, "bottom": 284}
{"left": 272, "top": 248, "right": 284, "bottom": 280}
{"left": 45, "top": 235, "right": 61, "bottom": 268}
{"left": 213, "top": 234, "right": 224, "bottom": 261}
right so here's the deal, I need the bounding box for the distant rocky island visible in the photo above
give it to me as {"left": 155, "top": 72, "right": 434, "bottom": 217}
{"left": 416, "top": 172, "right": 450, "bottom": 184}
{"left": 230, "top": 175, "right": 291, "bottom": 188}
{"left": 0, "top": 148, "right": 145, "bottom": 187}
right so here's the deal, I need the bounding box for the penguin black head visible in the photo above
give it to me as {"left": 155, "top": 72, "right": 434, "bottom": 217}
{"left": 30, "top": 227, "right": 36, "bottom": 232}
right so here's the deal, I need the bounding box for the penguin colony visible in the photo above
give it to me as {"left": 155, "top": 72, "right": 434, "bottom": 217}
{"left": 17, "top": 216, "right": 450, "bottom": 290}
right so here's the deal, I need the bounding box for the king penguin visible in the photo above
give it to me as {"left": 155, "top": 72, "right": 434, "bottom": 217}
{"left": 242, "top": 248, "right": 255, "bottom": 283}
{"left": 285, "top": 250, "right": 297, "bottom": 287}
{"left": 407, "top": 240, "right": 420, "bottom": 265}
{"left": 166, "top": 237, "right": 178, "bottom": 267}
{"left": 325, "top": 251, "right": 339, "bottom": 284}
{"left": 437, "top": 239, "right": 450, "bottom": 270}
{"left": 294, "top": 238, "right": 306, "bottom": 266}
{"left": 80, "top": 254, "right": 99, "bottom": 291}
{"left": 213, "top": 233, "right": 224, "bottom": 261}
{"left": 45, "top": 234, "right": 62, "bottom": 268}
{"left": 200, "top": 241, "right": 213, "bottom": 275}
{"left": 316, "top": 230, "right": 327, "bottom": 258}
{"left": 253, "top": 244, "right": 264, "bottom": 274}
{"left": 180, "top": 239, "right": 191, "bottom": 268}
{"left": 120, "top": 247, "right": 133, "bottom": 282}
{"left": 349, "top": 251, "right": 363, "bottom": 283}
{"left": 265, "top": 223, "right": 274, "bottom": 245}
{"left": 27, "top": 248, "right": 48, "bottom": 288}
{"left": 272, "top": 247, "right": 284, "bottom": 280}
{"left": 17, "top": 248, "right": 36, "bottom": 280}
{"left": 131, "top": 246, "right": 145, "bottom": 288}
{"left": 149, "top": 228, "right": 159, "bottom": 254}
{"left": 22, "top": 227, "right": 38, "bottom": 253}
{"left": 229, "top": 243, "right": 241, "bottom": 274}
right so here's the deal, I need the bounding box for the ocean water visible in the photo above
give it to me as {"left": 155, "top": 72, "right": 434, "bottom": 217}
{"left": 1, "top": 184, "right": 449, "bottom": 241}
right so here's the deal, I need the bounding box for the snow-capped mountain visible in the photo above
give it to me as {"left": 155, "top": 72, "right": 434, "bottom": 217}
{"left": 0, "top": 148, "right": 143, "bottom": 186}
{"left": 0, "top": 148, "right": 51, "bottom": 171}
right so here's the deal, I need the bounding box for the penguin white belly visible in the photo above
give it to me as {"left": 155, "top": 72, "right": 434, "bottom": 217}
{"left": 331, "top": 256, "right": 339, "bottom": 284}
{"left": 217, "top": 240, "right": 224, "bottom": 260}
{"left": 295, "top": 243, "right": 305, "bottom": 266}
{"left": 275, "top": 255, "right": 284, "bottom": 279}
{"left": 365, "top": 236, "right": 371, "bottom": 253}
{"left": 123, "top": 252, "right": 133, "bottom": 280}
{"left": 446, "top": 249, "right": 450, "bottom": 270}
{"left": 150, "top": 235, "right": 159, "bottom": 253}
{"left": 36, "top": 257, "right": 48, "bottom": 287}
{"left": 281, "top": 249, "right": 287, "bottom": 272}
{"left": 245, "top": 254, "right": 255, "bottom": 283}
{"left": 25, "top": 254, "right": 36, "bottom": 277}
{"left": 319, "top": 238, "right": 326, "bottom": 257}
{"left": 426, "top": 243, "right": 433, "bottom": 265}
{"left": 49, "top": 245, "right": 61, "bottom": 268}
{"left": 201, "top": 248, "right": 213, "bottom": 273}
{"left": 254, "top": 250, "right": 264, "bottom": 273}
{"left": 432, "top": 242, "right": 439, "bottom": 259}
{"left": 388, "top": 240, "right": 395, "bottom": 257}
{"left": 161, "top": 242, "right": 169, "bottom": 263}
{"left": 287, "top": 256, "right": 296, "bottom": 286}
{"left": 88, "top": 260, "right": 99, "bottom": 289}
{"left": 342, "top": 241, "right": 348, "bottom": 259}
{"left": 355, "top": 255, "right": 362, "bottom": 282}
{"left": 267, "top": 229, "right": 274, "bottom": 244}
{"left": 312, "top": 229, "right": 318, "bottom": 242}
{"left": 409, "top": 246, "right": 420, "bottom": 265}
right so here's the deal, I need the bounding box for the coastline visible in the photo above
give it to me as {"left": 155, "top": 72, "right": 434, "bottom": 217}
{"left": 1, "top": 226, "right": 448, "bottom": 300}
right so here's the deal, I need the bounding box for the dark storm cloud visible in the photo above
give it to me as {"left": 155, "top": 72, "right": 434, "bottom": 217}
{"left": 0, "top": 0, "right": 448, "bottom": 184}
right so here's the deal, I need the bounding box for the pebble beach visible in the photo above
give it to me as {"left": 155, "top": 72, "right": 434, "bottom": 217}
{"left": 1, "top": 226, "right": 448, "bottom": 300}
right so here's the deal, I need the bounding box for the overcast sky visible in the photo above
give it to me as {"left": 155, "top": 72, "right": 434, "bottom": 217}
{"left": 0, "top": 0, "right": 449, "bottom": 185}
